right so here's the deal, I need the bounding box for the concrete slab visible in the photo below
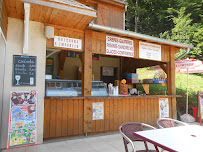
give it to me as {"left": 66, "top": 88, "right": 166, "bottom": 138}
{"left": 2, "top": 122, "right": 201, "bottom": 152}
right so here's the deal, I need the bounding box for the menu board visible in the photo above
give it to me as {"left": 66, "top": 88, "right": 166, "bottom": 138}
{"left": 7, "top": 91, "right": 37, "bottom": 148}
{"left": 13, "top": 55, "right": 36, "bottom": 86}
{"left": 106, "top": 36, "right": 134, "bottom": 57}
{"left": 102, "top": 67, "right": 114, "bottom": 76}
{"left": 139, "top": 41, "right": 161, "bottom": 61}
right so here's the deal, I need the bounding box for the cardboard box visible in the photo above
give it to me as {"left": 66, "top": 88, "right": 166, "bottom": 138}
{"left": 127, "top": 79, "right": 139, "bottom": 84}
{"left": 127, "top": 73, "right": 138, "bottom": 79}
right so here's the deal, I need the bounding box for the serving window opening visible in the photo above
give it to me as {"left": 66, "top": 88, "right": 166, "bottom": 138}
{"left": 45, "top": 49, "right": 83, "bottom": 97}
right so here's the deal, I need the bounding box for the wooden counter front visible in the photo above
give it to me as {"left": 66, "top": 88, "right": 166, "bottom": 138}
{"left": 44, "top": 96, "right": 177, "bottom": 140}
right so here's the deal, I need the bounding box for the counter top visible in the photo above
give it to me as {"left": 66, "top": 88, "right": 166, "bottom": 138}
{"left": 45, "top": 94, "right": 183, "bottom": 99}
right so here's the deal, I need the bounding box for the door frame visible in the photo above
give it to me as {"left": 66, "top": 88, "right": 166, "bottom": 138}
{"left": 0, "top": 26, "right": 6, "bottom": 151}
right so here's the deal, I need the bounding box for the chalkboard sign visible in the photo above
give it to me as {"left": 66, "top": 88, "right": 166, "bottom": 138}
{"left": 13, "top": 55, "right": 36, "bottom": 86}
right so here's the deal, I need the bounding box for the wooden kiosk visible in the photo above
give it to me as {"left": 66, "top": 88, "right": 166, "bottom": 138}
{"left": 1, "top": 0, "right": 193, "bottom": 143}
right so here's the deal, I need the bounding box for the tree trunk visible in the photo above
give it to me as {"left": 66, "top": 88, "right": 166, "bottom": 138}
{"left": 134, "top": 0, "right": 139, "bottom": 32}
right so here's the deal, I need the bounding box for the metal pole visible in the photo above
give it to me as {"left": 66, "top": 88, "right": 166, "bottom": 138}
{"left": 186, "top": 68, "right": 189, "bottom": 114}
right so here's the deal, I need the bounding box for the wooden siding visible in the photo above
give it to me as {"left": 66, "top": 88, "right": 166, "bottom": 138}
{"left": 96, "top": 3, "right": 124, "bottom": 29}
{"left": 77, "top": 0, "right": 125, "bottom": 29}
{"left": 44, "top": 98, "right": 84, "bottom": 139}
{"left": 0, "top": 0, "right": 8, "bottom": 38}
{"left": 84, "top": 97, "right": 173, "bottom": 133}
{"left": 44, "top": 97, "right": 173, "bottom": 139}
{"left": 91, "top": 30, "right": 171, "bottom": 63}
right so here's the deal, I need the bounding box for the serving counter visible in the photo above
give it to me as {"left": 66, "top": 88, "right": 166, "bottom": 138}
{"left": 43, "top": 95, "right": 181, "bottom": 140}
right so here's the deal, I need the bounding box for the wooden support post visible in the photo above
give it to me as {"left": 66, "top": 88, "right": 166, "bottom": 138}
{"left": 83, "top": 30, "right": 93, "bottom": 133}
{"left": 84, "top": 99, "right": 92, "bottom": 133}
{"left": 167, "top": 46, "right": 176, "bottom": 119}
{"left": 82, "top": 30, "right": 92, "bottom": 96}
{"left": 59, "top": 50, "right": 67, "bottom": 79}
{"left": 120, "top": 57, "right": 122, "bottom": 79}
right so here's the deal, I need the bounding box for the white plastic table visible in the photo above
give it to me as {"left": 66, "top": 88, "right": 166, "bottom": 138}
{"left": 134, "top": 125, "right": 203, "bottom": 152}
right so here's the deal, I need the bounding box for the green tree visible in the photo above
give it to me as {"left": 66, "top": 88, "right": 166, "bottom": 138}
{"left": 124, "top": 0, "right": 181, "bottom": 36}
{"left": 160, "top": 7, "right": 203, "bottom": 60}
{"left": 181, "top": 0, "right": 203, "bottom": 24}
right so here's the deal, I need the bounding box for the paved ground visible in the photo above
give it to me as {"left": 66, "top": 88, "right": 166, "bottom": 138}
{"left": 2, "top": 132, "right": 159, "bottom": 152}
{"left": 2, "top": 122, "right": 201, "bottom": 152}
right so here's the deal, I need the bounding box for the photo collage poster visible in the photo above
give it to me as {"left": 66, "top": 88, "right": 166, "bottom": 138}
{"left": 7, "top": 91, "right": 37, "bottom": 148}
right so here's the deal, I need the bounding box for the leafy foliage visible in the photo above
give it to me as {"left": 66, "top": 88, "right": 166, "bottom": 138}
{"left": 160, "top": 7, "right": 203, "bottom": 60}
{"left": 124, "top": 0, "right": 203, "bottom": 60}
{"left": 124, "top": 0, "right": 181, "bottom": 36}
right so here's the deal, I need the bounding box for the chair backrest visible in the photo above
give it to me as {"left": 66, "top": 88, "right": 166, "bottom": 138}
{"left": 120, "top": 122, "right": 144, "bottom": 144}
{"left": 157, "top": 118, "right": 188, "bottom": 128}
{"left": 119, "top": 122, "right": 157, "bottom": 152}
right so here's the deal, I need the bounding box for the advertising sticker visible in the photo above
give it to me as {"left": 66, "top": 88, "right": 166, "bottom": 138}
{"left": 159, "top": 98, "right": 169, "bottom": 118}
{"left": 92, "top": 102, "right": 104, "bottom": 120}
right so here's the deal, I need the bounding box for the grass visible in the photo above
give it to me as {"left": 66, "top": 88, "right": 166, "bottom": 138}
{"left": 136, "top": 68, "right": 203, "bottom": 115}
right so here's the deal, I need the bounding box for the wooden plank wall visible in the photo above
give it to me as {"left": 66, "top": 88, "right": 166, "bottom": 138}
{"left": 44, "top": 98, "right": 84, "bottom": 139}
{"left": 91, "top": 31, "right": 170, "bottom": 62}
{"left": 0, "top": 0, "right": 8, "bottom": 38}
{"left": 96, "top": 3, "right": 124, "bottom": 29}
{"left": 84, "top": 97, "right": 173, "bottom": 133}
{"left": 44, "top": 97, "right": 173, "bottom": 139}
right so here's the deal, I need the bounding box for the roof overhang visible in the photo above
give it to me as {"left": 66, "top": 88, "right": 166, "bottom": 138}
{"left": 22, "top": 0, "right": 96, "bottom": 17}
{"left": 88, "top": 23, "right": 193, "bottom": 49}
{"left": 5, "top": 0, "right": 96, "bottom": 30}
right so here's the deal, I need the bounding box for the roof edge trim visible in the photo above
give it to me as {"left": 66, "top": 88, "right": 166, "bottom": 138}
{"left": 88, "top": 23, "right": 193, "bottom": 49}
{"left": 21, "top": 0, "right": 97, "bottom": 17}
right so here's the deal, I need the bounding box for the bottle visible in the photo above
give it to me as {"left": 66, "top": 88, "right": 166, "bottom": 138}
{"left": 108, "top": 83, "right": 113, "bottom": 95}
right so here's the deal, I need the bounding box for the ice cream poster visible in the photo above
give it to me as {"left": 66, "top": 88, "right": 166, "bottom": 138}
{"left": 7, "top": 91, "right": 37, "bottom": 148}
{"left": 92, "top": 102, "right": 104, "bottom": 120}
{"left": 9, "top": 128, "right": 36, "bottom": 147}
{"left": 10, "top": 91, "right": 36, "bottom": 106}
{"left": 159, "top": 98, "right": 169, "bottom": 118}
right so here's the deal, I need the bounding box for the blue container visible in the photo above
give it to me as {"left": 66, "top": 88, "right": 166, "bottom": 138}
{"left": 153, "top": 80, "right": 167, "bottom": 83}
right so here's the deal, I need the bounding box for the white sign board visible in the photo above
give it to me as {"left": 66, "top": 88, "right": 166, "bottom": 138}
{"left": 92, "top": 102, "right": 104, "bottom": 120}
{"left": 176, "top": 61, "right": 202, "bottom": 68}
{"left": 106, "top": 36, "right": 134, "bottom": 57}
{"left": 102, "top": 67, "right": 114, "bottom": 76}
{"left": 159, "top": 98, "right": 169, "bottom": 118}
{"left": 139, "top": 41, "right": 161, "bottom": 61}
{"left": 54, "top": 36, "right": 82, "bottom": 50}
